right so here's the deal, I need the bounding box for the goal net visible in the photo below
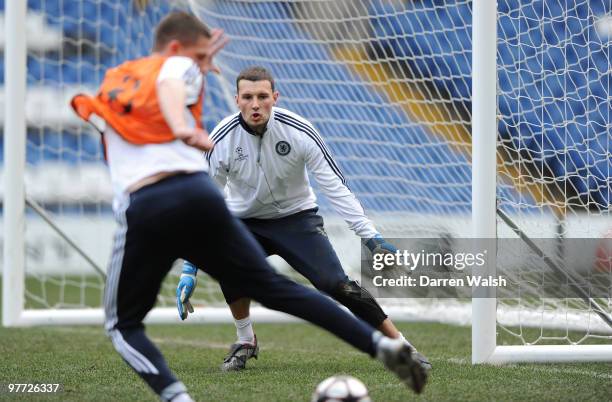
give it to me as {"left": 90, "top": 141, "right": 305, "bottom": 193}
{"left": 3, "top": 0, "right": 611, "bottom": 362}
{"left": 189, "top": 0, "right": 612, "bottom": 360}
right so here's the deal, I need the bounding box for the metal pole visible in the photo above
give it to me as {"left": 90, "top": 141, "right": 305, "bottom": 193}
{"left": 497, "top": 208, "right": 612, "bottom": 328}
{"left": 25, "top": 197, "right": 106, "bottom": 278}
{"left": 3, "top": 0, "right": 28, "bottom": 327}
{"left": 472, "top": 0, "right": 498, "bottom": 364}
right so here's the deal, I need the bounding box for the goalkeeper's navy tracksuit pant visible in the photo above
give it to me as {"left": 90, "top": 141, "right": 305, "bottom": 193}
{"left": 219, "top": 209, "right": 388, "bottom": 328}
{"left": 103, "top": 172, "right": 377, "bottom": 400}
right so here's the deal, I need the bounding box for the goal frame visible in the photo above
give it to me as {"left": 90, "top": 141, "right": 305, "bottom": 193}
{"left": 3, "top": 0, "right": 612, "bottom": 364}
{"left": 3, "top": 0, "right": 27, "bottom": 328}
{"left": 471, "top": 0, "right": 612, "bottom": 364}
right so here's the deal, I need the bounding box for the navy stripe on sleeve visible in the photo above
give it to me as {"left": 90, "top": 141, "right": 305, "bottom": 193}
{"left": 206, "top": 117, "right": 240, "bottom": 162}
{"left": 209, "top": 116, "right": 239, "bottom": 143}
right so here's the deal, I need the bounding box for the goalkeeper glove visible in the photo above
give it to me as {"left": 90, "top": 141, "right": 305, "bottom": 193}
{"left": 365, "top": 234, "right": 398, "bottom": 255}
{"left": 177, "top": 261, "right": 198, "bottom": 320}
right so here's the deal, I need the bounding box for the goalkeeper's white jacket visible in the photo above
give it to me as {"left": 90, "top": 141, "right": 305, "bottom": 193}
{"left": 206, "top": 107, "right": 379, "bottom": 239}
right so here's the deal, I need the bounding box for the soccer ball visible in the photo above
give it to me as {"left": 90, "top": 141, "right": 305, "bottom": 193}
{"left": 311, "top": 375, "right": 371, "bottom": 402}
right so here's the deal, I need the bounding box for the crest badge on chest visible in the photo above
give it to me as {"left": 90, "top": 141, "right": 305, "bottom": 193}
{"left": 275, "top": 141, "right": 291, "bottom": 156}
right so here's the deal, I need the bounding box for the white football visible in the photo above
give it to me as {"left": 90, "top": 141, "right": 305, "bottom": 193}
{"left": 311, "top": 375, "right": 372, "bottom": 402}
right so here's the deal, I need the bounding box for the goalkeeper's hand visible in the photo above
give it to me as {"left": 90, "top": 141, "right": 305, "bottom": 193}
{"left": 177, "top": 261, "right": 198, "bottom": 320}
{"left": 365, "top": 234, "right": 398, "bottom": 256}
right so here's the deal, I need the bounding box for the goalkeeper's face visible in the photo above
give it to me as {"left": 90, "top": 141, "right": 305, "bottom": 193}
{"left": 236, "top": 80, "right": 279, "bottom": 133}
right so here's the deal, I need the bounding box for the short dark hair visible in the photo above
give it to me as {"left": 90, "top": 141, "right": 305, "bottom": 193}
{"left": 236, "top": 66, "right": 275, "bottom": 92}
{"left": 153, "top": 12, "right": 211, "bottom": 51}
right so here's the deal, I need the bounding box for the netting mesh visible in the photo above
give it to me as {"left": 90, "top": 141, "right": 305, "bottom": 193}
{"left": 495, "top": 0, "right": 612, "bottom": 344}
{"left": 20, "top": 0, "right": 179, "bottom": 310}
{"left": 184, "top": 0, "right": 612, "bottom": 342}
{"left": 8, "top": 0, "right": 611, "bottom": 345}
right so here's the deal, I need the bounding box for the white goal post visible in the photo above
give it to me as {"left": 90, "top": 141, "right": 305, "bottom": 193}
{"left": 2, "top": 0, "right": 612, "bottom": 365}
{"left": 471, "top": 0, "right": 612, "bottom": 364}
{"left": 2, "top": 0, "right": 27, "bottom": 328}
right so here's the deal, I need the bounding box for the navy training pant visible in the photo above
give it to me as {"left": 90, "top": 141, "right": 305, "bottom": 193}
{"left": 220, "top": 209, "right": 388, "bottom": 328}
{"left": 103, "top": 172, "right": 377, "bottom": 399}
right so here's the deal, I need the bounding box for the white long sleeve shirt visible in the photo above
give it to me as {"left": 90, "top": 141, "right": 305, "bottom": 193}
{"left": 103, "top": 56, "right": 206, "bottom": 211}
{"left": 206, "top": 107, "right": 379, "bottom": 239}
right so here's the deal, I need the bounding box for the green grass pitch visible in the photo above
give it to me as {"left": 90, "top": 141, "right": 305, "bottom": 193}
{"left": 1, "top": 322, "right": 611, "bottom": 401}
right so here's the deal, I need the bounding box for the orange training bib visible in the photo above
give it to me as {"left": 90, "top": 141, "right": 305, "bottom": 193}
{"left": 71, "top": 55, "right": 203, "bottom": 145}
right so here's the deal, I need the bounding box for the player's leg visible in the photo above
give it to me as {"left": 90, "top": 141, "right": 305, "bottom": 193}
{"left": 218, "top": 290, "right": 259, "bottom": 371}
{"left": 333, "top": 280, "right": 430, "bottom": 368}
{"left": 104, "top": 193, "right": 192, "bottom": 402}
{"left": 177, "top": 173, "right": 428, "bottom": 392}
{"left": 179, "top": 176, "right": 376, "bottom": 354}
{"left": 228, "top": 298, "right": 253, "bottom": 337}
{"left": 243, "top": 210, "right": 414, "bottom": 340}
{"left": 215, "top": 232, "right": 282, "bottom": 371}
{"left": 219, "top": 267, "right": 258, "bottom": 345}
{"left": 243, "top": 210, "right": 431, "bottom": 371}
{"left": 187, "top": 232, "right": 281, "bottom": 371}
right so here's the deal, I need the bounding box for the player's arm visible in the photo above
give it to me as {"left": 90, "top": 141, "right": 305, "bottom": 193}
{"left": 159, "top": 31, "right": 227, "bottom": 151}
{"left": 158, "top": 77, "right": 213, "bottom": 151}
{"left": 206, "top": 118, "right": 234, "bottom": 189}
{"left": 303, "top": 126, "right": 396, "bottom": 255}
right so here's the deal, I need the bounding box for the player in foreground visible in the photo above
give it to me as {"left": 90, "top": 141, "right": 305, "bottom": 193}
{"left": 70, "top": 12, "right": 427, "bottom": 402}
{"left": 177, "top": 66, "right": 431, "bottom": 372}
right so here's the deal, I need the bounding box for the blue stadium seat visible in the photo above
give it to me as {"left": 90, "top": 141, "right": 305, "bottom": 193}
{"left": 19, "top": 0, "right": 607, "bottom": 212}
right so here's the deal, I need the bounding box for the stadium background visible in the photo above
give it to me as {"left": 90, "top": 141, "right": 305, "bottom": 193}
{"left": 1, "top": 1, "right": 612, "bottom": 401}
{"left": 0, "top": 0, "right": 611, "bottom": 320}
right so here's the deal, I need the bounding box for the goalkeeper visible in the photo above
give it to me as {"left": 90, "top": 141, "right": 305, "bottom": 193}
{"left": 177, "top": 66, "right": 430, "bottom": 372}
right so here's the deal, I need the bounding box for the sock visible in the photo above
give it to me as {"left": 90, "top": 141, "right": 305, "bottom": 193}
{"left": 235, "top": 316, "right": 255, "bottom": 344}
{"left": 375, "top": 334, "right": 401, "bottom": 353}
{"left": 371, "top": 330, "right": 384, "bottom": 354}
{"left": 398, "top": 332, "right": 415, "bottom": 350}
{"left": 169, "top": 393, "right": 194, "bottom": 402}
{"left": 160, "top": 382, "right": 189, "bottom": 402}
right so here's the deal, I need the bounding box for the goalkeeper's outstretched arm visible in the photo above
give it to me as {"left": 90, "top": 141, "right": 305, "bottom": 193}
{"left": 302, "top": 124, "right": 396, "bottom": 254}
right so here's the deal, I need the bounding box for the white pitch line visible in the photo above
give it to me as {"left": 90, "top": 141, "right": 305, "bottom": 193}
{"left": 526, "top": 366, "right": 612, "bottom": 380}
{"left": 44, "top": 327, "right": 612, "bottom": 379}
{"left": 441, "top": 356, "right": 612, "bottom": 380}
{"left": 151, "top": 337, "right": 228, "bottom": 350}
{"left": 446, "top": 357, "right": 469, "bottom": 365}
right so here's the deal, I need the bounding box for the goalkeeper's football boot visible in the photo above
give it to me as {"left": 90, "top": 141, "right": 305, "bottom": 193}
{"left": 221, "top": 336, "right": 259, "bottom": 372}
{"left": 376, "top": 337, "right": 429, "bottom": 394}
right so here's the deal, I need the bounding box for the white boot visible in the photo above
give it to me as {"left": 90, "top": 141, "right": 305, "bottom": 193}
{"left": 398, "top": 332, "right": 432, "bottom": 370}
{"left": 375, "top": 334, "right": 429, "bottom": 394}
